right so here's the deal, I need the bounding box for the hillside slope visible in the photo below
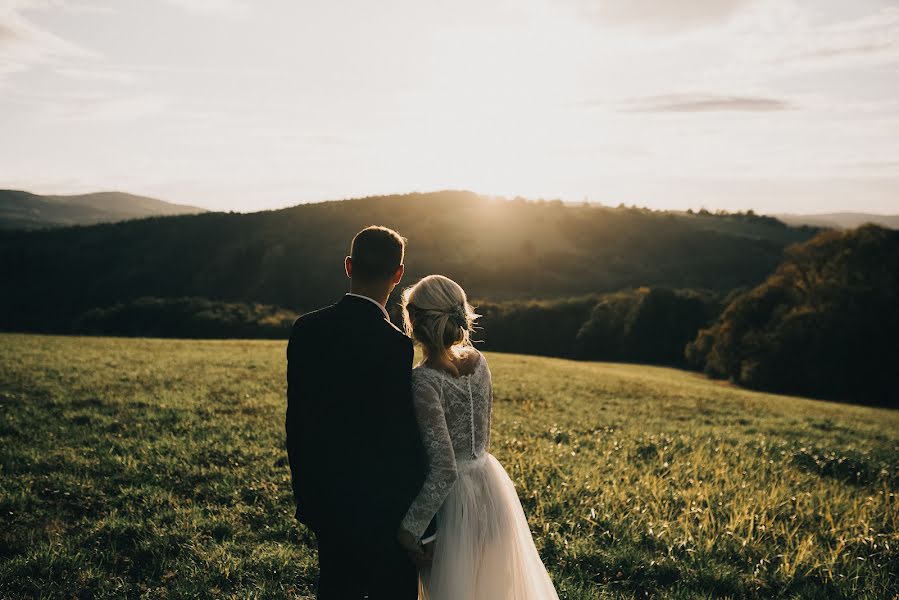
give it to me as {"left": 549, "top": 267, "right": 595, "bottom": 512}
{"left": 0, "top": 334, "right": 895, "bottom": 598}
{"left": 0, "top": 189, "right": 206, "bottom": 230}
{"left": 0, "top": 191, "right": 817, "bottom": 331}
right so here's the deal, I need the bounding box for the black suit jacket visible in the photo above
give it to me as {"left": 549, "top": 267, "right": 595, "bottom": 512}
{"left": 286, "top": 295, "right": 428, "bottom": 541}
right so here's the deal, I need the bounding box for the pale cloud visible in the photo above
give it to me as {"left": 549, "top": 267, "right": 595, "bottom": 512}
{"left": 55, "top": 65, "right": 135, "bottom": 83}
{"left": 0, "top": 19, "right": 16, "bottom": 41}
{"left": 0, "top": 2, "right": 95, "bottom": 81}
{"left": 33, "top": 92, "right": 171, "bottom": 122}
{"left": 773, "top": 6, "right": 899, "bottom": 70}
{"left": 1, "top": 0, "right": 114, "bottom": 12}
{"left": 792, "top": 41, "right": 893, "bottom": 60}
{"left": 158, "top": 0, "right": 247, "bottom": 18}
{"left": 572, "top": 0, "right": 754, "bottom": 29}
{"left": 619, "top": 93, "right": 794, "bottom": 112}
{"left": 0, "top": 0, "right": 154, "bottom": 121}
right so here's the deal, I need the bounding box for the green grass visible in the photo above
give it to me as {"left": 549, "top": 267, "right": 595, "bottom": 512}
{"left": 1, "top": 334, "right": 896, "bottom": 599}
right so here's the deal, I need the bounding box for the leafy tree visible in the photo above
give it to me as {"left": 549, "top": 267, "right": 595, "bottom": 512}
{"left": 474, "top": 288, "right": 722, "bottom": 366}
{"left": 687, "top": 225, "right": 899, "bottom": 406}
{"left": 574, "top": 288, "right": 720, "bottom": 365}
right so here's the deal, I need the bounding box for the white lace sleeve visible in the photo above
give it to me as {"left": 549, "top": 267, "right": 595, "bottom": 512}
{"left": 400, "top": 373, "right": 458, "bottom": 541}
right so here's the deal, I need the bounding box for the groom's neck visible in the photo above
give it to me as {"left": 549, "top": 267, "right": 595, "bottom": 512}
{"left": 349, "top": 282, "right": 391, "bottom": 308}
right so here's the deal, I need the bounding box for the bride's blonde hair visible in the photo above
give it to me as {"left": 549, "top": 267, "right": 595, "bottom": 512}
{"left": 401, "top": 275, "right": 479, "bottom": 362}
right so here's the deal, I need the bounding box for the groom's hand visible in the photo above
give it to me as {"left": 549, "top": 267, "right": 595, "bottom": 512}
{"left": 422, "top": 540, "right": 435, "bottom": 563}
{"left": 397, "top": 528, "right": 432, "bottom": 568}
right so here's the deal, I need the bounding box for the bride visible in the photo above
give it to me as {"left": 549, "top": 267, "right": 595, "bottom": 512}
{"left": 396, "top": 275, "right": 560, "bottom": 600}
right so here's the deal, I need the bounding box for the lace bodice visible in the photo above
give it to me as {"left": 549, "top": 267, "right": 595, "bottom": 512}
{"left": 400, "top": 350, "right": 493, "bottom": 541}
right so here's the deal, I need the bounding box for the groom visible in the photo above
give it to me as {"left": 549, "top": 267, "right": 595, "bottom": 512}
{"left": 286, "top": 226, "right": 430, "bottom": 599}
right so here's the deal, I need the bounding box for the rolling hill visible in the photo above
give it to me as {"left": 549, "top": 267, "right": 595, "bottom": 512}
{"left": 0, "top": 189, "right": 206, "bottom": 230}
{"left": 0, "top": 191, "right": 819, "bottom": 333}
{"left": 775, "top": 212, "right": 899, "bottom": 230}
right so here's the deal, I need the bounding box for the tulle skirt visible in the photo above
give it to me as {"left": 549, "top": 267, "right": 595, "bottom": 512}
{"left": 419, "top": 453, "right": 560, "bottom": 600}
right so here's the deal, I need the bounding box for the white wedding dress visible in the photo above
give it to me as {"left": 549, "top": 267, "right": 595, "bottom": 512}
{"left": 400, "top": 350, "right": 560, "bottom": 600}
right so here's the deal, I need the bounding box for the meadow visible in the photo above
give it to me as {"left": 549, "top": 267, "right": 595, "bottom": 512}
{"left": 0, "top": 333, "right": 896, "bottom": 599}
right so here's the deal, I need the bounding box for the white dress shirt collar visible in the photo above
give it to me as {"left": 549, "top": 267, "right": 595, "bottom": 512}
{"left": 345, "top": 293, "right": 390, "bottom": 320}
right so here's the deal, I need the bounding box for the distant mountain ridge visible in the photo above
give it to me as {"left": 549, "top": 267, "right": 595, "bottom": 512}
{"left": 774, "top": 212, "right": 899, "bottom": 230}
{"left": 0, "top": 189, "right": 206, "bottom": 230}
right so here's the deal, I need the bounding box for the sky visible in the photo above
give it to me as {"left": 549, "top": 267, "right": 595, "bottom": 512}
{"left": 1, "top": 0, "right": 898, "bottom": 214}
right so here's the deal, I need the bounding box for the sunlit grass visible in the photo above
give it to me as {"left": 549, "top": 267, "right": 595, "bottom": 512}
{"left": 1, "top": 334, "right": 896, "bottom": 598}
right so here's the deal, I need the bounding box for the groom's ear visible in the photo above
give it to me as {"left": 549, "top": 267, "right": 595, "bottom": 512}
{"left": 392, "top": 264, "right": 404, "bottom": 285}
{"left": 345, "top": 256, "right": 353, "bottom": 279}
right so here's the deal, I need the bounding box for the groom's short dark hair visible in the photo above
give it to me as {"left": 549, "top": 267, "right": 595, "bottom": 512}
{"left": 350, "top": 226, "right": 406, "bottom": 282}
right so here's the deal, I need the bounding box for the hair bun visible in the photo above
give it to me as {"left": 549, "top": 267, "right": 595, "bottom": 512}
{"left": 450, "top": 305, "right": 469, "bottom": 330}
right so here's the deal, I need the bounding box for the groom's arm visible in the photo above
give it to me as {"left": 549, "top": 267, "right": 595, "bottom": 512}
{"left": 382, "top": 335, "right": 429, "bottom": 518}
{"left": 285, "top": 322, "right": 306, "bottom": 519}
{"left": 285, "top": 317, "right": 322, "bottom": 526}
{"left": 383, "top": 334, "right": 438, "bottom": 545}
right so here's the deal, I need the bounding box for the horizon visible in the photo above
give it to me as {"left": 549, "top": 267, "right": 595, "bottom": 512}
{"left": 2, "top": 1, "right": 898, "bottom": 214}
{"left": 6, "top": 186, "right": 899, "bottom": 217}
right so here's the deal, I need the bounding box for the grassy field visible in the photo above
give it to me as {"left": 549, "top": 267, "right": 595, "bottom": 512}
{"left": 0, "top": 334, "right": 897, "bottom": 599}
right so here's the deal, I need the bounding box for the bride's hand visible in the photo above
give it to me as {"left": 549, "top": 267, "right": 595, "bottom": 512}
{"left": 397, "top": 528, "right": 432, "bottom": 568}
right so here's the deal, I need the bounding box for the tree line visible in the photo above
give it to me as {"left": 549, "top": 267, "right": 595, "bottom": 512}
{"left": 0, "top": 191, "right": 814, "bottom": 333}
{"left": 62, "top": 288, "right": 723, "bottom": 371}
